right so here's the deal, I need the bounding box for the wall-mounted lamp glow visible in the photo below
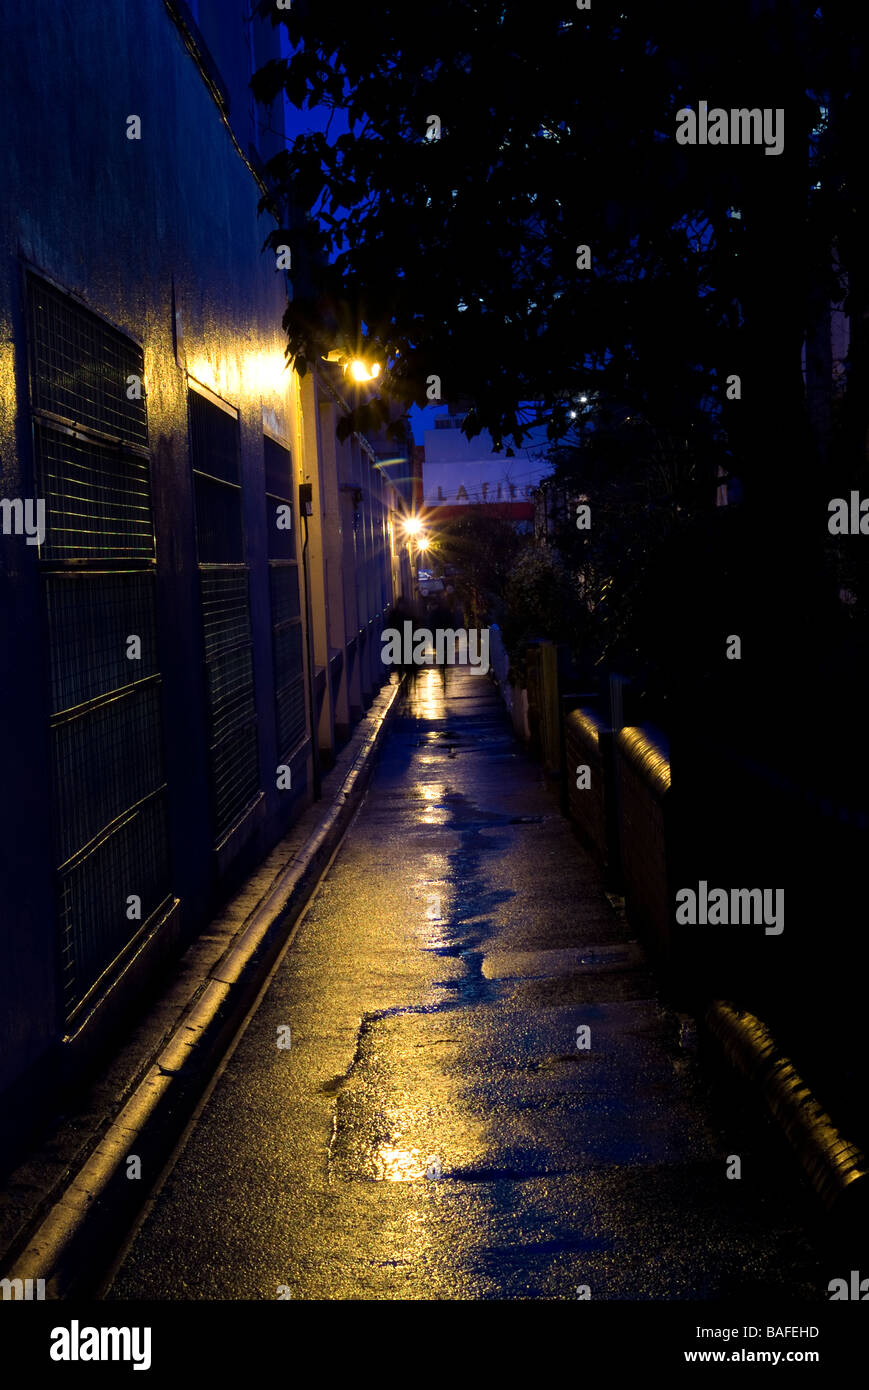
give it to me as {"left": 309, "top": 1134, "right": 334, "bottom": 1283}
{"left": 322, "top": 349, "right": 382, "bottom": 382}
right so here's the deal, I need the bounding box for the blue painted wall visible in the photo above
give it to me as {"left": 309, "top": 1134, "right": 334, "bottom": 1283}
{"left": 0, "top": 0, "right": 313, "bottom": 1135}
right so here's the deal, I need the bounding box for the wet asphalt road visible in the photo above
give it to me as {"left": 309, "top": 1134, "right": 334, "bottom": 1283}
{"left": 106, "top": 668, "right": 824, "bottom": 1300}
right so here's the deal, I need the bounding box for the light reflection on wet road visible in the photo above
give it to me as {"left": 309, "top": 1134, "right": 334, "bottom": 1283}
{"left": 107, "top": 668, "right": 823, "bottom": 1300}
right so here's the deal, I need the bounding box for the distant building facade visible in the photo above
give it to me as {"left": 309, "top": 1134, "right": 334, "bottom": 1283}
{"left": 420, "top": 404, "right": 551, "bottom": 522}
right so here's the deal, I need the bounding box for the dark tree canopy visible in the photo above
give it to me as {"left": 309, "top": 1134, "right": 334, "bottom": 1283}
{"left": 252, "top": 1, "right": 869, "bottom": 710}
{"left": 253, "top": 2, "right": 865, "bottom": 471}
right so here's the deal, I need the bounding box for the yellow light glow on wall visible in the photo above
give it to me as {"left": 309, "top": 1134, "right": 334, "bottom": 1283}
{"left": 188, "top": 355, "right": 225, "bottom": 396}
{"left": 243, "top": 349, "right": 288, "bottom": 399}
{"left": 187, "top": 348, "right": 288, "bottom": 405}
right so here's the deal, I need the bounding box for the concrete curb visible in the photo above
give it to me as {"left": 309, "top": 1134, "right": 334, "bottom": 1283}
{"left": 704, "top": 1000, "right": 869, "bottom": 1224}
{"left": 3, "top": 676, "right": 404, "bottom": 1299}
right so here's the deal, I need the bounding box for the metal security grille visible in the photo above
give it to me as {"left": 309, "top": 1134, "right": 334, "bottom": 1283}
{"left": 190, "top": 387, "right": 259, "bottom": 843}
{"left": 27, "top": 273, "right": 172, "bottom": 1022}
{"left": 27, "top": 272, "right": 148, "bottom": 445}
{"left": 52, "top": 684, "right": 166, "bottom": 865}
{"left": 270, "top": 584, "right": 305, "bottom": 759}
{"left": 211, "top": 720, "right": 260, "bottom": 837}
{"left": 276, "top": 675, "right": 306, "bottom": 758}
{"left": 200, "top": 571, "right": 259, "bottom": 837}
{"left": 269, "top": 562, "right": 305, "bottom": 759}
{"left": 194, "top": 473, "right": 244, "bottom": 563}
{"left": 263, "top": 438, "right": 294, "bottom": 567}
{"left": 273, "top": 617, "right": 303, "bottom": 690}
{"left": 189, "top": 386, "right": 240, "bottom": 485}
{"left": 269, "top": 561, "right": 301, "bottom": 626}
{"left": 201, "top": 569, "right": 252, "bottom": 658}
{"left": 263, "top": 436, "right": 305, "bottom": 763}
{"left": 45, "top": 571, "right": 157, "bottom": 713}
{"left": 266, "top": 494, "right": 295, "bottom": 560}
{"left": 58, "top": 794, "right": 171, "bottom": 1015}
{"left": 263, "top": 434, "right": 292, "bottom": 497}
{"left": 34, "top": 422, "right": 154, "bottom": 561}
{"left": 207, "top": 644, "right": 257, "bottom": 743}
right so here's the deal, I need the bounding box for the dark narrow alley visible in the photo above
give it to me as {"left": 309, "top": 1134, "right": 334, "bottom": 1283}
{"left": 104, "top": 670, "right": 822, "bottom": 1301}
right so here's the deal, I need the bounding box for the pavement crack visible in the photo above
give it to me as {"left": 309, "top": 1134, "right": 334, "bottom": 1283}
{"left": 321, "top": 1005, "right": 433, "bottom": 1096}
{"left": 325, "top": 1108, "right": 339, "bottom": 1184}
{"left": 322, "top": 1004, "right": 454, "bottom": 1182}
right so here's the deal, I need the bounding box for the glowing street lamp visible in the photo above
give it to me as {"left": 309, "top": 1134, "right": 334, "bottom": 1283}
{"left": 403, "top": 515, "right": 423, "bottom": 537}
{"left": 348, "top": 358, "right": 381, "bottom": 382}
{"left": 322, "top": 348, "right": 382, "bottom": 382}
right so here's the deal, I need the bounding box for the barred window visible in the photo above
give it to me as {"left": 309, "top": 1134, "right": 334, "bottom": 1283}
{"left": 34, "top": 422, "right": 155, "bottom": 561}
{"left": 27, "top": 273, "right": 148, "bottom": 445}
{"left": 189, "top": 384, "right": 259, "bottom": 841}
{"left": 26, "top": 272, "right": 172, "bottom": 1022}
{"left": 263, "top": 435, "right": 305, "bottom": 762}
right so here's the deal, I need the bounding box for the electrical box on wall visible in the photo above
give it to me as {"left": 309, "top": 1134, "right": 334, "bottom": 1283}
{"left": 299, "top": 482, "right": 313, "bottom": 516}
